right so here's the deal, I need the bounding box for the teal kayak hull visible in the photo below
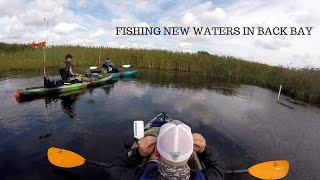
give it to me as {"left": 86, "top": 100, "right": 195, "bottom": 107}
{"left": 85, "top": 69, "right": 137, "bottom": 79}
{"left": 110, "top": 70, "right": 137, "bottom": 79}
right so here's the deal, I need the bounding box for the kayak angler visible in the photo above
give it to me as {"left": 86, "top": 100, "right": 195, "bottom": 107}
{"left": 47, "top": 113, "right": 289, "bottom": 180}
{"left": 108, "top": 119, "right": 225, "bottom": 180}
{"left": 102, "top": 58, "right": 119, "bottom": 73}
{"left": 59, "top": 54, "right": 91, "bottom": 83}
{"left": 48, "top": 113, "right": 225, "bottom": 180}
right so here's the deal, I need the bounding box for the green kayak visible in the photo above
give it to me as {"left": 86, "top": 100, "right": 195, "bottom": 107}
{"left": 15, "top": 75, "right": 113, "bottom": 102}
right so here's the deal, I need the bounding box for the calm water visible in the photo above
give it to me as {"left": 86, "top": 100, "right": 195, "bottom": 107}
{"left": 1, "top": 69, "right": 320, "bottom": 180}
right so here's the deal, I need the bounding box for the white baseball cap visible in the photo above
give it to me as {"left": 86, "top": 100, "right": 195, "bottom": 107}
{"left": 157, "top": 120, "right": 193, "bottom": 163}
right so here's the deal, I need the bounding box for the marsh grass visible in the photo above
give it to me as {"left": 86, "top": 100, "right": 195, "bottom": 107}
{"left": 0, "top": 43, "right": 319, "bottom": 104}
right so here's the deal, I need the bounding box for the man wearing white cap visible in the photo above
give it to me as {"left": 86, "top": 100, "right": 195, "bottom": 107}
{"left": 109, "top": 120, "right": 225, "bottom": 180}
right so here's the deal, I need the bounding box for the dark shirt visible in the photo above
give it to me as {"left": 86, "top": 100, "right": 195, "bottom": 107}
{"left": 64, "top": 61, "right": 75, "bottom": 76}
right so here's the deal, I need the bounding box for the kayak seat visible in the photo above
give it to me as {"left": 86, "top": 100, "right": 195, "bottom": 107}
{"left": 111, "top": 68, "right": 119, "bottom": 73}
{"left": 44, "top": 77, "right": 63, "bottom": 88}
{"left": 151, "top": 115, "right": 169, "bottom": 127}
{"left": 144, "top": 128, "right": 160, "bottom": 137}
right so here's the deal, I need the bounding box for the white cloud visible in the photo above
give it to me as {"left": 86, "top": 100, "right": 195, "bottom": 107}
{"left": 136, "top": 22, "right": 150, "bottom": 27}
{"left": 0, "top": 0, "right": 25, "bottom": 17}
{"left": 69, "top": 38, "right": 90, "bottom": 45}
{"left": 181, "top": 13, "right": 198, "bottom": 26}
{"left": 254, "top": 37, "right": 291, "bottom": 51}
{"left": 291, "top": 53, "right": 316, "bottom": 68}
{"left": 156, "top": 19, "right": 176, "bottom": 27}
{"left": 180, "top": 2, "right": 226, "bottom": 26}
{"left": 178, "top": 42, "right": 192, "bottom": 52}
{"left": 178, "top": 42, "right": 192, "bottom": 49}
{"left": 0, "top": 0, "right": 76, "bottom": 43}
{"left": 21, "top": 0, "right": 71, "bottom": 25}
{"left": 134, "top": 1, "right": 155, "bottom": 12}
{"left": 101, "top": 0, "right": 157, "bottom": 18}
{"left": 290, "top": 11, "right": 320, "bottom": 26}
{"left": 174, "top": 0, "right": 319, "bottom": 67}
{"left": 76, "top": 0, "right": 87, "bottom": 7}
{"left": 106, "top": 40, "right": 155, "bottom": 49}
{"left": 54, "top": 22, "right": 80, "bottom": 34}
{"left": 0, "top": 0, "right": 319, "bottom": 68}
{"left": 198, "top": 7, "right": 226, "bottom": 25}
{"left": 89, "top": 29, "right": 105, "bottom": 39}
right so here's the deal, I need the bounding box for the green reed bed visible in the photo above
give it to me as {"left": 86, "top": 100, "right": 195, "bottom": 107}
{"left": 136, "top": 69, "right": 237, "bottom": 96}
{"left": 0, "top": 43, "right": 319, "bottom": 104}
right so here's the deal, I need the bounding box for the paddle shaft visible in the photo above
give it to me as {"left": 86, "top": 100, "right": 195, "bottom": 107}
{"left": 226, "top": 169, "right": 248, "bottom": 174}
{"left": 85, "top": 159, "right": 112, "bottom": 168}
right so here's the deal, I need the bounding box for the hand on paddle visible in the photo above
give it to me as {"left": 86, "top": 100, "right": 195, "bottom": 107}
{"left": 138, "top": 136, "right": 157, "bottom": 157}
{"left": 193, "top": 133, "right": 206, "bottom": 153}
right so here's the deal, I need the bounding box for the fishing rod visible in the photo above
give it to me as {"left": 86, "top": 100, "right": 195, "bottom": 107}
{"left": 98, "top": 46, "right": 101, "bottom": 67}
{"left": 43, "top": 17, "right": 48, "bottom": 78}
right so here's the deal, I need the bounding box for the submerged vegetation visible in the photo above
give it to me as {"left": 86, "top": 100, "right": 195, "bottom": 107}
{"left": 0, "top": 42, "right": 319, "bottom": 104}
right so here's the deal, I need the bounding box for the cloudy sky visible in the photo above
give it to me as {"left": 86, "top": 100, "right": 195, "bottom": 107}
{"left": 0, "top": 0, "right": 319, "bottom": 68}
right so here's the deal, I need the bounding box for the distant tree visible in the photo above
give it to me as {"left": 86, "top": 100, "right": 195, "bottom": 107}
{"left": 0, "top": 42, "right": 28, "bottom": 53}
{"left": 197, "top": 51, "right": 211, "bottom": 56}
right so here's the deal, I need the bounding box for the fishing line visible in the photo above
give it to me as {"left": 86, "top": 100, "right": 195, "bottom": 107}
{"left": 39, "top": 99, "right": 57, "bottom": 151}
{"left": 51, "top": 18, "right": 54, "bottom": 69}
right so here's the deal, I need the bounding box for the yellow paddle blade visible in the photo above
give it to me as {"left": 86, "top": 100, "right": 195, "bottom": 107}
{"left": 47, "top": 147, "right": 85, "bottom": 168}
{"left": 248, "top": 160, "right": 289, "bottom": 179}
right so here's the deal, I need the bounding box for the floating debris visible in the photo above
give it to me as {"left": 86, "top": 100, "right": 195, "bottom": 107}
{"left": 39, "top": 133, "right": 52, "bottom": 139}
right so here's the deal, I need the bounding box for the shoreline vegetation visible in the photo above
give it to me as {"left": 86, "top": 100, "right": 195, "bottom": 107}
{"left": 1, "top": 42, "right": 319, "bottom": 105}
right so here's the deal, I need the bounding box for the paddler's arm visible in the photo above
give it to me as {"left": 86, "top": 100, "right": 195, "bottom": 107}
{"left": 106, "top": 147, "right": 143, "bottom": 180}
{"left": 107, "top": 136, "right": 156, "bottom": 179}
{"left": 198, "top": 145, "right": 225, "bottom": 180}
{"left": 113, "top": 136, "right": 156, "bottom": 167}
{"left": 193, "top": 133, "right": 225, "bottom": 180}
{"left": 69, "top": 65, "right": 76, "bottom": 77}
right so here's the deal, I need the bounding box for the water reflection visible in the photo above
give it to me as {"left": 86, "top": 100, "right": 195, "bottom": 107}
{"left": 0, "top": 72, "right": 261, "bottom": 180}
{"left": 52, "top": 168, "right": 81, "bottom": 180}
{"left": 60, "top": 95, "right": 79, "bottom": 119}
{"left": 44, "top": 83, "right": 116, "bottom": 120}
{"left": 1, "top": 69, "right": 320, "bottom": 179}
{"left": 136, "top": 69, "right": 237, "bottom": 96}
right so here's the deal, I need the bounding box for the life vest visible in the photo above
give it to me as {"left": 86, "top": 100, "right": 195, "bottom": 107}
{"left": 138, "top": 162, "right": 206, "bottom": 180}
{"left": 64, "top": 61, "right": 72, "bottom": 76}
{"left": 192, "top": 169, "right": 207, "bottom": 180}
